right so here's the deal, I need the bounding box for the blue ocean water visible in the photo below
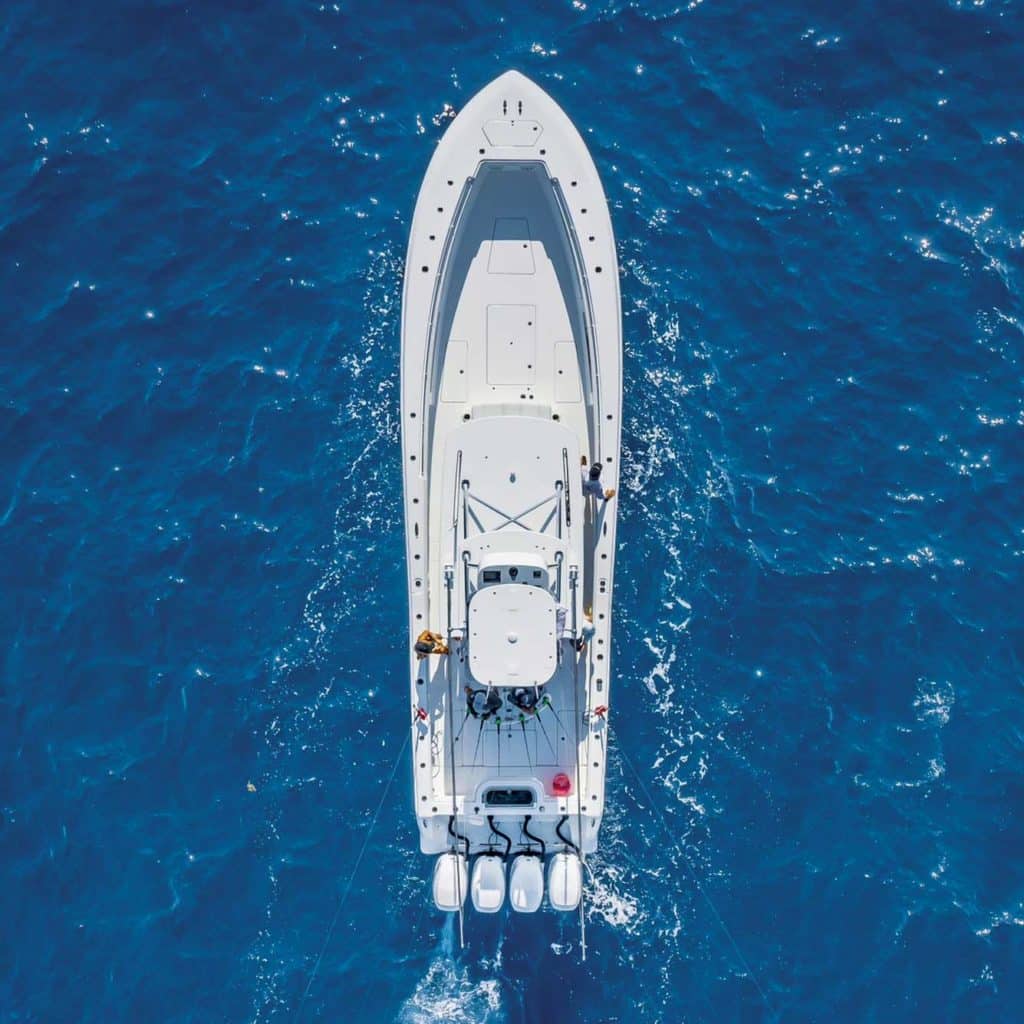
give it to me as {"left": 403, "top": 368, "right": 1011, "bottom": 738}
{"left": 2, "top": 1, "right": 1023, "bottom": 1021}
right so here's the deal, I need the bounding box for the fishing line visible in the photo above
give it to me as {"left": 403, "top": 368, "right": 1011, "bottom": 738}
{"left": 541, "top": 694, "right": 569, "bottom": 735}
{"left": 453, "top": 707, "right": 473, "bottom": 745}
{"left": 519, "top": 718, "right": 534, "bottom": 771}
{"left": 612, "top": 729, "right": 778, "bottom": 1021}
{"left": 292, "top": 728, "right": 410, "bottom": 1023}
{"left": 470, "top": 715, "right": 486, "bottom": 768}
{"left": 534, "top": 700, "right": 557, "bottom": 760}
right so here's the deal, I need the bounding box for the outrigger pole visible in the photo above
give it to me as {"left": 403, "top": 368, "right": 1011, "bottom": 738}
{"left": 569, "top": 564, "right": 588, "bottom": 962}
{"left": 444, "top": 563, "right": 465, "bottom": 949}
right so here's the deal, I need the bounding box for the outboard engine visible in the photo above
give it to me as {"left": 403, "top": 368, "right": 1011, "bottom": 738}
{"left": 432, "top": 852, "right": 467, "bottom": 912}
{"left": 471, "top": 854, "right": 506, "bottom": 913}
{"left": 509, "top": 855, "right": 544, "bottom": 913}
{"left": 547, "top": 851, "right": 582, "bottom": 911}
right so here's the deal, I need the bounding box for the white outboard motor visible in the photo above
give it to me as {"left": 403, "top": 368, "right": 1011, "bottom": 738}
{"left": 432, "top": 852, "right": 467, "bottom": 912}
{"left": 509, "top": 855, "right": 544, "bottom": 913}
{"left": 471, "top": 854, "right": 507, "bottom": 913}
{"left": 547, "top": 851, "right": 582, "bottom": 911}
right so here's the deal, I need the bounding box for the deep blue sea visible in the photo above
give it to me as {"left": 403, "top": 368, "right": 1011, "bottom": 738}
{"left": 3, "top": 1, "right": 1023, "bottom": 1021}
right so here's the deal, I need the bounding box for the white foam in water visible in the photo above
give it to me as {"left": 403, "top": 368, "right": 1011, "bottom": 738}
{"left": 398, "top": 920, "right": 505, "bottom": 1024}
{"left": 586, "top": 858, "right": 641, "bottom": 930}
{"left": 913, "top": 678, "right": 956, "bottom": 727}
{"left": 579, "top": 779, "right": 647, "bottom": 938}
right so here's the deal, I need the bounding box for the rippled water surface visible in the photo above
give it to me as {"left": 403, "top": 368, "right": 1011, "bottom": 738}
{"left": 2, "top": 2, "right": 1023, "bottom": 1021}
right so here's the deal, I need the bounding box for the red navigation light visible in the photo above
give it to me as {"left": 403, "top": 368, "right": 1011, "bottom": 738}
{"left": 551, "top": 772, "right": 572, "bottom": 796}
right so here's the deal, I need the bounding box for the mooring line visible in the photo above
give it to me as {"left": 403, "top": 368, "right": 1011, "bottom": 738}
{"left": 613, "top": 730, "right": 778, "bottom": 1021}
{"left": 292, "top": 728, "right": 411, "bottom": 1023}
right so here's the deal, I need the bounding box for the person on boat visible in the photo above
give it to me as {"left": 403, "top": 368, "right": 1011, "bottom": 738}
{"left": 414, "top": 629, "right": 449, "bottom": 660}
{"left": 575, "top": 612, "right": 596, "bottom": 652}
{"left": 581, "top": 460, "right": 616, "bottom": 500}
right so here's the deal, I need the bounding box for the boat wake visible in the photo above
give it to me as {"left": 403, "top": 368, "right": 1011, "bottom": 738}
{"left": 245, "top": 246, "right": 407, "bottom": 1022}
{"left": 398, "top": 920, "right": 507, "bottom": 1024}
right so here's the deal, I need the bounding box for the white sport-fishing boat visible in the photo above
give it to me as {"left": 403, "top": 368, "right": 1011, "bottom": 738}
{"left": 401, "top": 71, "right": 621, "bottom": 941}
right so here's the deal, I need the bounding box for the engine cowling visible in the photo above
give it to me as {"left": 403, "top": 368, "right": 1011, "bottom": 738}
{"left": 509, "top": 854, "right": 544, "bottom": 913}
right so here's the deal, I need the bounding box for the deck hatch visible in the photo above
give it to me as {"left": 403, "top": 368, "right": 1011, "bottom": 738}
{"left": 441, "top": 339, "right": 469, "bottom": 402}
{"left": 468, "top": 582, "right": 556, "bottom": 686}
{"left": 553, "top": 340, "right": 582, "bottom": 402}
{"left": 486, "top": 304, "right": 536, "bottom": 386}
{"left": 482, "top": 119, "right": 543, "bottom": 147}
{"left": 488, "top": 218, "right": 535, "bottom": 275}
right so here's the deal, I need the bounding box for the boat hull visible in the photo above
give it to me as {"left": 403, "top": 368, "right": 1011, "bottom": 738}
{"left": 401, "top": 71, "right": 621, "bottom": 887}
